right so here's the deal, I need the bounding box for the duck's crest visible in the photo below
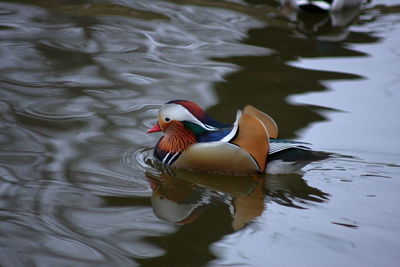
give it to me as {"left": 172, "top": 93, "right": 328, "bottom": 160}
{"left": 167, "top": 100, "right": 206, "bottom": 121}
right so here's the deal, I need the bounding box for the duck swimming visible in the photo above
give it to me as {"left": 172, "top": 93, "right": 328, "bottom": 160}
{"left": 147, "top": 100, "right": 328, "bottom": 174}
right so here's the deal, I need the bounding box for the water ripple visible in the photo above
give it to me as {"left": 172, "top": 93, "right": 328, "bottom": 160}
{"left": 2, "top": 0, "right": 399, "bottom": 266}
{"left": 22, "top": 97, "right": 97, "bottom": 121}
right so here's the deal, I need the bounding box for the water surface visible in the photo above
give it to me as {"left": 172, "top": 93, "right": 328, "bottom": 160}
{"left": 0, "top": 0, "right": 400, "bottom": 266}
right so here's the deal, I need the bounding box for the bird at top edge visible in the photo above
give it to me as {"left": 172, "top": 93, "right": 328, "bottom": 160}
{"left": 147, "top": 100, "right": 329, "bottom": 174}
{"left": 280, "top": 0, "right": 366, "bottom": 12}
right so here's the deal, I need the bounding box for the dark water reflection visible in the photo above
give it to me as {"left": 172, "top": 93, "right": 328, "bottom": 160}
{"left": 145, "top": 166, "right": 329, "bottom": 228}
{"left": 135, "top": 165, "right": 328, "bottom": 266}
{"left": 1, "top": 0, "right": 400, "bottom": 266}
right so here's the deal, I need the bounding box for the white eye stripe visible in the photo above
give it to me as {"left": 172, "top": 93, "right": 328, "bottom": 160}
{"left": 160, "top": 104, "right": 218, "bottom": 131}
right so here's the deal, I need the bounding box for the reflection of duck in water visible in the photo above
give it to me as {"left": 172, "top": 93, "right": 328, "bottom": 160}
{"left": 147, "top": 169, "right": 265, "bottom": 230}
{"left": 147, "top": 100, "right": 328, "bottom": 175}
{"left": 146, "top": 168, "right": 329, "bottom": 230}
{"left": 278, "top": 0, "right": 367, "bottom": 41}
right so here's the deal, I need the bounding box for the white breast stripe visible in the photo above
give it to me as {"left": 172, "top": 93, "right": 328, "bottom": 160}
{"left": 167, "top": 152, "right": 180, "bottom": 165}
{"left": 220, "top": 110, "right": 242, "bottom": 142}
{"left": 162, "top": 152, "right": 170, "bottom": 164}
{"left": 162, "top": 152, "right": 181, "bottom": 165}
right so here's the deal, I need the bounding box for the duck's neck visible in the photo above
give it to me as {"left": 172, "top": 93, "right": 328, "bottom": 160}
{"left": 158, "top": 123, "right": 197, "bottom": 154}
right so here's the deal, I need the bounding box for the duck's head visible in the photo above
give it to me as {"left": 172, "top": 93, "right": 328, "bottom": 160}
{"left": 147, "top": 100, "right": 223, "bottom": 134}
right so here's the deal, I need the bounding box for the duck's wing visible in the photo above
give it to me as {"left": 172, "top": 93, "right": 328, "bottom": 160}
{"left": 269, "top": 139, "right": 311, "bottom": 155}
{"left": 269, "top": 140, "right": 330, "bottom": 162}
{"left": 190, "top": 110, "right": 270, "bottom": 173}
{"left": 266, "top": 140, "right": 330, "bottom": 174}
{"left": 231, "top": 113, "right": 269, "bottom": 172}
{"left": 243, "top": 105, "right": 278, "bottom": 138}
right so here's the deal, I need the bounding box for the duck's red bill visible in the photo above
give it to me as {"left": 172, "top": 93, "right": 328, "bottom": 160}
{"left": 147, "top": 123, "right": 162, "bottom": 133}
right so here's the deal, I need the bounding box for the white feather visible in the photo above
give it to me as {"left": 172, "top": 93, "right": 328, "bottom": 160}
{"left": 160, "top": 104, "right": 218, "bottom": 131}
{"left": 269, "top": 141, "right": 310, "bottom": 155}
{"left": 220, "top": 110, "right": 242, "bottom": 142}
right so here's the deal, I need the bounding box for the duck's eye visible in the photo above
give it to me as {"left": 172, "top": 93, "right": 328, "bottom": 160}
{"left": 165, "top": 117, "right": 171, "bottom": 122}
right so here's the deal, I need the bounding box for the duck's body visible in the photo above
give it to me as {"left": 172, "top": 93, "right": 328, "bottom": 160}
{"left": 148, "top": 100, "right": 328, "bottom": 174}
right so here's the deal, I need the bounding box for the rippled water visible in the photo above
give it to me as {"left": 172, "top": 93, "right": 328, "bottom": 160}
{"left": 1, "top": 0, "right": 400, "bottom": 266}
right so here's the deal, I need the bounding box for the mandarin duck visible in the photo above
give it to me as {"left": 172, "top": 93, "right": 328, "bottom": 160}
{"left": 147, "top": 100, "right": 328, "bottom": 174}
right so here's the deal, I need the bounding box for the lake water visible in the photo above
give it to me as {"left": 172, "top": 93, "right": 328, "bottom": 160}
{"left": 1, "top": 0, "right": 400, "bottom": 266}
